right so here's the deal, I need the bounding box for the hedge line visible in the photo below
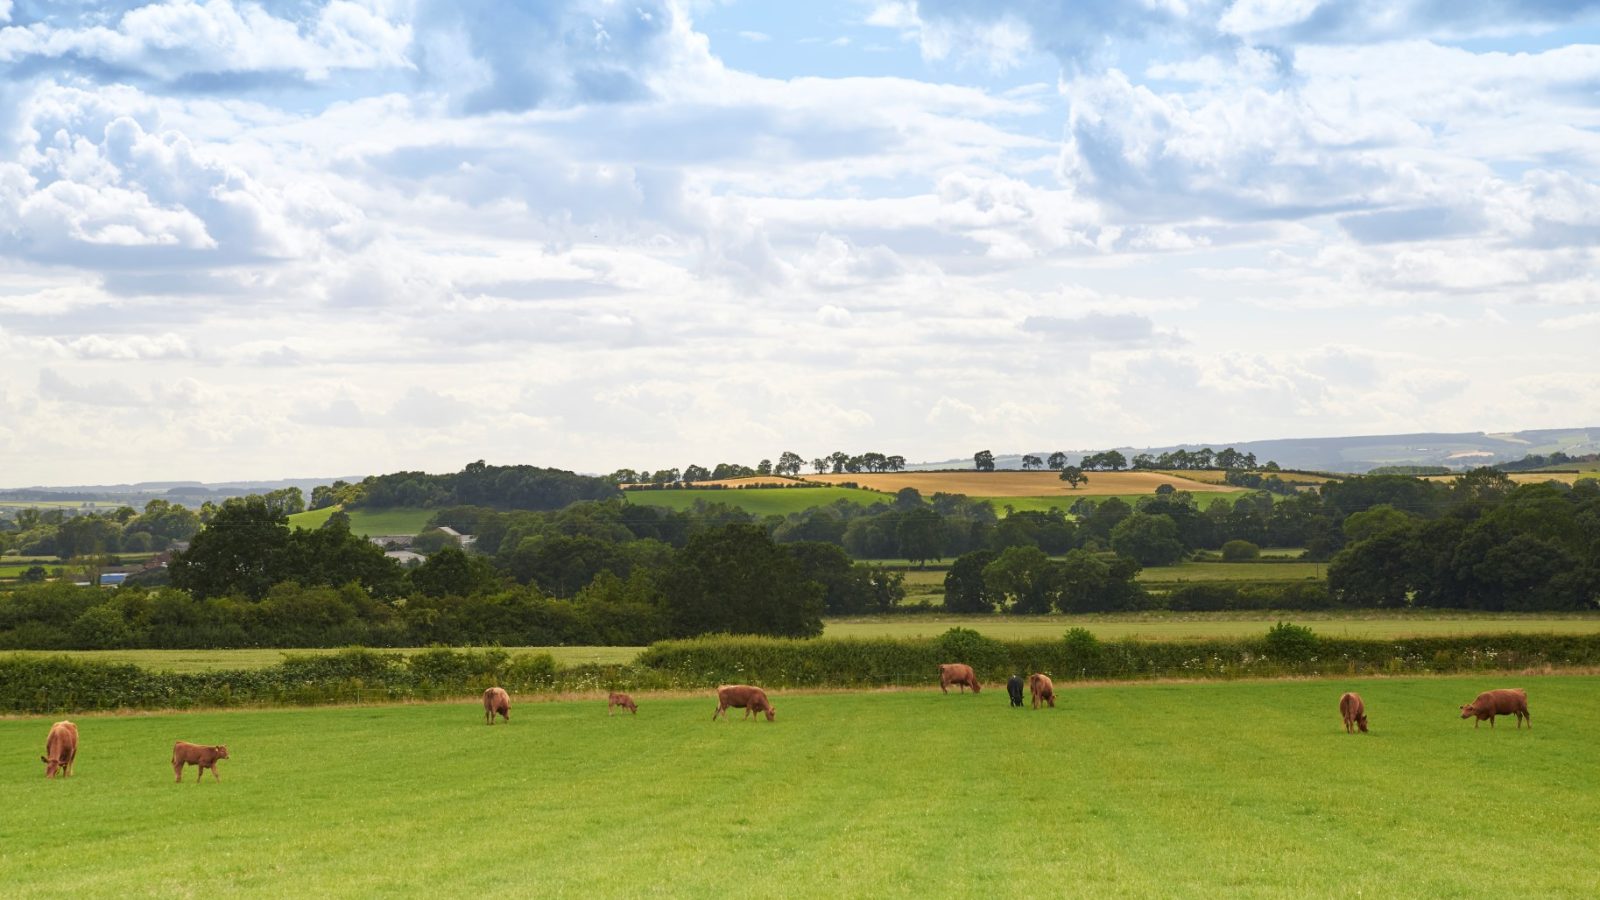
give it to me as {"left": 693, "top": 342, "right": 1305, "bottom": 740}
{"left": 7, "top": 631, "right": 1597, "bottom": 713}
{"left": 633, "top": 630, "right": 1600, "bottom": 688}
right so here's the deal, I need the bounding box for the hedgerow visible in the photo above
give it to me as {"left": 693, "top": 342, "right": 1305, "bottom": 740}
{"left": 6, "top": 630, "right": 1598, "bottom": 714}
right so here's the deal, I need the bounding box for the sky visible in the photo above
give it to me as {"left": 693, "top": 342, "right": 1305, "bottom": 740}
{"left": 2, "top": 0, "right": 1599, "bottom": 485}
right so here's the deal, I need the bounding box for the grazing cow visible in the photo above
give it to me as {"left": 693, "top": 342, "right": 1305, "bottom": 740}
{"left": 41, "top": 720, "right": 78, "bottom": 779}
{"left": 608, "top": 691, "right": 638, "bottom": 716}
{"left": 1339, "top": 692, "right": 1368, "bottom": 733}
{"left": 172, "top": 741, "right": 229, "bottom": 784}
{"left": 1460, "top": 689, "right": 1530, "bottom": 729}
{"left": 1029, "top": 673, "right": 1056, "bottom": 709}
{"left": 483, "top": 686, "right": 511, "bottom": 725}
{"left": 713, "top": 685, "right": 775, "bottom": 722}
{"left": 1006, "top": 675, "right": 1025, "bottom": 708}
{"left": 938, "top": 663, "right": 981, "bottom": 694}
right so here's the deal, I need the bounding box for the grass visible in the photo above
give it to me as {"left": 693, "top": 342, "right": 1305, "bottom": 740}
{"left": 985, "top": 492, "right": 1246, "bottom": 513}
{"left": 624, "top": 486, "right": 890, "bottom": 516}
{"left": 822, "top": 612, "right": 1600, "bottom": 641}
{"left": 13, "top": 646, "right": 645, "bottom": 674}
{"left": 4, "top": 675, "right": 1596, "bottom": 897}
{"left": 286, "top": 506, "right": 436, "bottom": 537}
{"left": 1137, "top": 560, "right": 1328, "bottom": 583}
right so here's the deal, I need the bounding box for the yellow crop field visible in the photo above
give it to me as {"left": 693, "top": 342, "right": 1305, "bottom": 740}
{"left": 805, "top": 470, "right": 1238, "bottom": 497}
{"left": 1422, "top": 472, "right": 1590, "bottom": 485}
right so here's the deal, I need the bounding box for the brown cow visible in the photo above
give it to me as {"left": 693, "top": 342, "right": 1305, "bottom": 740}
{"left": 1029, "top": 673, "right": 1056, "bottom": 709}
{"left": 938, "top": 663, "right": 981, "bottom": 694}
{"left": 41, "top": 720, "right": 78, "bottom": 779}
{"left": 1460, "top": 689, "right": 1530, "bottom": 729}
{"left": 172, "top": 741, "right": 229, "bottom": 784}
{"left": 1339, "top": 692, "right": 1368, "bottom": 733}
{"left": 713, "top": 685, "right": 775, "bottom": 722}
{"left": 483, "top": 686, "right": 510, "bottom": 725}
{"left": 608, "top": 691, "right": 638, "bottom": 716}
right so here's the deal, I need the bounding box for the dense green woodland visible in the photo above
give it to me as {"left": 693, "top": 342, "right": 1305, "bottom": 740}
{"left": 1, "top": 465, "right": 1596, "bottom": 649}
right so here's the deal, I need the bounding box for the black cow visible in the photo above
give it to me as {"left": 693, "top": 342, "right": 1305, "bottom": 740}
{"left": 1007, "top": 675, "right": 1025, "bottom": 708}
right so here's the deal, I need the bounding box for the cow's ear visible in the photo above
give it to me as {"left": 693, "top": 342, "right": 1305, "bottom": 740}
{"left": 41, "top": 756, "right": 48, "bottom": 763}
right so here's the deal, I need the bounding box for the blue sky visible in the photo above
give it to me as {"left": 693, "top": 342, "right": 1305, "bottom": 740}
{"left": 1, "top": 0, "right": 1599, "bottom": 484}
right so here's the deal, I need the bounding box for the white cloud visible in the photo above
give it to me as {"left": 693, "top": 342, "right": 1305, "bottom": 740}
{"left": 0, "top": 0, "right": 1597, "bottom": 484}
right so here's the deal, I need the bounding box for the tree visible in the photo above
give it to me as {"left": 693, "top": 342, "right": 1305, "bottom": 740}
{"left": 1109, "top": 512, "right": 1185, "bottom": 566}
{"left": 756, "top": 459, "right": 773, "bottom": 476}
{"left": 1021, "top": 454, "right": 1043, "bottom": 470}
{"left": 974, "top": 450, "right": 995, "bottom": 472}
{"left": 1058, "top": 466, "right": 1088, "bottom": 489}
{"left": 1154, "top": 483, "right": 1176, "bottom": 496}
{"left": 944, "top": 549, "right": 998, "bottom": 613}
{"left": 660, "top": 524, "right": 824, "bottom": 638}
{"left": 982, "top": 545, "right": 1060, "bottom": 614}
{"left": 408, "top": 547, "right": 504, "bottom": 598}
{"left": 788, "top": 542, "right": 881, "bottom": 615}
{"left": 1056, "top": 549, "right": 1145, "bottom": 612}
{"left": 897, "top": 507, "right": 948, "bottom": 567}
{"left": 776, "top": 451, "right": 804, "bottom": 476}
{"left": 812, "top": 458, "right": 829, "bottom": 475}
{"left": 169, "top": 497, "right": 292, "bottom": 600}
{"left": 1047, "top": 451, "right": 1068, "bottom": 470}
{"left": 885, "top": 455, "right": 906, "bottom": 472}
{"left": 681, "top": 464, "right": 711, "bottom": 484}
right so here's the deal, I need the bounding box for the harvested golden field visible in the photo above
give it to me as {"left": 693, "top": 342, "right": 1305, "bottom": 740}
{"left": 1422, "top": 472, "right": 1590, "bottom": 485}
{"left": 805, "top": 470, "right": 1238, "bottom": 497}
{"left": 1158, "top": 469, "right": 1336, "bottom": 486}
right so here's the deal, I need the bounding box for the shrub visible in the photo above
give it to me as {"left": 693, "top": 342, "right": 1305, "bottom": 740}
{"left": 1221, "top": 540, "right": 1260, "bottom": 561}
{"left": 1264, "top": 621, "right": 1318, "bottom": 661}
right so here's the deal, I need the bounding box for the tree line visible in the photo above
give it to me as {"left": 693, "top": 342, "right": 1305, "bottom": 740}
{"left": 609, "top": 449, "right": 909, "bottom": 485}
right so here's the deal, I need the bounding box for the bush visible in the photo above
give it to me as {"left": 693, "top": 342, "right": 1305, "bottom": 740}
{"left": 1264, "top": 621, "right": 1318, "bottom": 661}
{"left": 1221, "top": 540, "right": 1260, "bottom": 561}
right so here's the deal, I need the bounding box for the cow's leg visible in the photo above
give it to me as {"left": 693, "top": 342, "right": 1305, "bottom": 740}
{"left": 175, "top": 762, "right": 184, "bottom": 783}
{"left": 212, "top": 765, "right": 221, "bottom": 782}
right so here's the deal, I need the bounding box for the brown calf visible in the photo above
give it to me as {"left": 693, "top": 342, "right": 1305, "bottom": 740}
{"left": 938, "top": 663, "right": 981, "bottom": 694}
{"left": 1029, "top": 673, "right": 1056, "bottom": 709}
{"left": 41, "top": 721, "right": 78, "bottom": 779}
{"left": 1460, "top": 689, "right": 1530, "bottom": 729}
{"left": 713, "top": 685, "right": 775, "bottom": 722}
{"left": 172, "top": 741, "right": 229, "bottom": 784}
{"left": 483, "top": 686, "right": 511, "bottom": 725}
{"left": 1339, "top": 692, "right": 1368, "bottom": 733}
{"left": 608, "top": 691, "right": 638, "bottom": 716}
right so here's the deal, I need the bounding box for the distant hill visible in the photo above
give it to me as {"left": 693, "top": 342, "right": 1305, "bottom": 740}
{"left": 0, "top": 477, "right": 361, "bottom": 506}
{"left": 911, "top": 427, "right": 1600, "bottom": 475}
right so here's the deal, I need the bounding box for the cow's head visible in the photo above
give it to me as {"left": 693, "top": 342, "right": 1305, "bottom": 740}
{"left": 1459, "top": 704, "right": 1477, "bottom": 719}
{"left": 41, "top": 755, "right": 61, "bottom": 778}
{"left": 764, "top": 704, "right": 775, "bottom": 722}
{"left": 214, "top": 745, "right": 230, "bottom": 759}
{"left": 1356, "top": 715, "right": 1368, "bottom": 733}
{"left": 971, "top": 681, "right": 981, "bottom": 693}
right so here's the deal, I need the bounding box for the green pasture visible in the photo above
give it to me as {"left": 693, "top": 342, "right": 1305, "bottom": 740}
{"left": 5, "top": 676, "right": 1596, "bottom": 897}
{"left": 1137, "top": 560, "right": 1327, "bottom": 584}
{"left": 823, "top": 612, "right": 1600, "bottom": 642}
{"left": 286, "top": 506, "right": 436, "bottom": 537}
{"left": 983, "top": 491, "right": 1247, "bottom": 514}
{"left": 624, "top": 486, "right": 890, "bottom": 516}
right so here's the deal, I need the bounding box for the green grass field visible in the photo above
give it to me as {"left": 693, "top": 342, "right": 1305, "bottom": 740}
{"left": 983, "top": 492, "right": 1247, "bottom": 514}
{"left": 5, "top": 675, "right": 1595, "bottom": 897}
{"left": 824, "top": 612, "right": 1600, "bottom": 641}
{"left": 624, "top": 486, "right": 890, "bottom": 516}
{"left": 1137, "top": 560, "right": 1328, "bottom": 583}
{"left": 286, "top": 506, "right": 436, "bottom": 537}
